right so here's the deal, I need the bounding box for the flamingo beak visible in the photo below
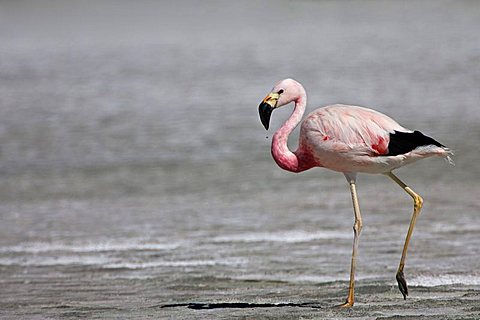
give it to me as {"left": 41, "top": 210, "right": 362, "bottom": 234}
{"left": 258, "top": 92, "right": 279, "bottom": 130}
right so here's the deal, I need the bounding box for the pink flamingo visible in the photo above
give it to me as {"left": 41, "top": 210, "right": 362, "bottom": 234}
{"left": 258, "top": 78, "right": 452, "bottom": 307}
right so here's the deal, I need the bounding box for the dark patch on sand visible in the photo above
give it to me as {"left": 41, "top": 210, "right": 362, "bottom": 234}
{"left": 159, "top": 302, "right": 323, "bottom": 310}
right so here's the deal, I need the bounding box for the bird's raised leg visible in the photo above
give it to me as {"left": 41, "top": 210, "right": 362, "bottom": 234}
{"left": 386, "top": 172, "right": 424, "bottom": 300}
{"left": 339, "top": 174, "right": 363, "bottom": 308}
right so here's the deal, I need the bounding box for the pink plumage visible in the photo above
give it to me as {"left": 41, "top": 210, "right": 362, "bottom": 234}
{"left": 258, "top": 78, "right": 452, "bottom": 307}
{"left": 260, "top": 79, "right": 451, "bottom": 174}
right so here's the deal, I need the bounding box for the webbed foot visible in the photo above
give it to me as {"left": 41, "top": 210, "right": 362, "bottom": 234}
{"left": 396, "top": 270, "right": 408, "bottom": 300}
{"left": 337, "top": 299, "right": 354, "bottom": 308}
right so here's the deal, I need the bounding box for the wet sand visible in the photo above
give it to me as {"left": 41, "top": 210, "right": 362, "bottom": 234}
{"left": 1, "top": 187, "right": 479, "bottom": 319}
{"left": 2, "top": 274, "right": 480, "bottom": 319}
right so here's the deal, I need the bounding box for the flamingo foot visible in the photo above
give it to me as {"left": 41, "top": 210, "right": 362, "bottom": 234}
{"left": 396, "top": 270, "right": 408, "bottom": 300}
{"left": 337, "top": 299, "right": 354, "bottom": 308}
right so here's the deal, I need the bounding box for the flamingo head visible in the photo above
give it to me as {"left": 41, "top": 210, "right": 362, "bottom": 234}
{"left": 258, "top": 78, "right": 303, "bottom": 130}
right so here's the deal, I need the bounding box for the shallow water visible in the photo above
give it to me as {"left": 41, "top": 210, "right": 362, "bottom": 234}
{"left": 1, "top": 1, "right": 479, "bottom": 319}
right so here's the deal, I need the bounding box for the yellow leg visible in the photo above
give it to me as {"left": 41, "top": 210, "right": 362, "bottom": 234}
{"left": 339, "top": 180, "right": 363, "bottom": 307}
{"left": 386, "top": 172, "right": 424, "bottom": 300}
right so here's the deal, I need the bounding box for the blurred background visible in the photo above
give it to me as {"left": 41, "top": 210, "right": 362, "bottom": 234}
{"left": 0, "top": 0, "right": 479, "bottom": 317}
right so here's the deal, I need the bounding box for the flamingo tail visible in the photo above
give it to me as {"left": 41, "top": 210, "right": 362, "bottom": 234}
{"left": 385, "top": 130, "right": 454, "bottom": 165}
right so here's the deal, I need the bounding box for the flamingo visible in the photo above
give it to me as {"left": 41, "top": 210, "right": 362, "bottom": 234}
{"left": 257, "top": 78, "right": 452, "bottom": 307}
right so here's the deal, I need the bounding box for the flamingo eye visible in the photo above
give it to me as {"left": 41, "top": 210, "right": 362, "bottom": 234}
{"left": 278, "top": 89, "right": 284, "bottom": 94}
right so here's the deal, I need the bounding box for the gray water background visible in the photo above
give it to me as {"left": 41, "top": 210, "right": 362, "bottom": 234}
{"left": 0, "top": 1, "right": 479, "bottom": 318}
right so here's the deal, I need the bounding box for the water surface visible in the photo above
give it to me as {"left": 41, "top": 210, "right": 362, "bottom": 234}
{"left": 0, "top": 1, "right": 479, "bottom": 318}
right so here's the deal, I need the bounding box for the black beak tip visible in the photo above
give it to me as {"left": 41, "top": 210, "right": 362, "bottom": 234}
{"left": 259, "top": 102, "right": 273, "bottom": 130}
{"left": 262, "top": 119, "right": 269, "bottom": 130}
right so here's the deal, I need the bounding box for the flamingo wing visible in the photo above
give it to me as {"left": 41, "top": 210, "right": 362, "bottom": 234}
{"left": 301, "top": 104, "right": 409, "bottom": 156}
{"left": 299, "top": 104, "right": 449, "bottom": 173}
{"left": 386, "top": 130, "right": 445, "bottom": 156}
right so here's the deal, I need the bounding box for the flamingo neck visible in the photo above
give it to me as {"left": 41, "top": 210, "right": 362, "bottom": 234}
{"left": 271, "top": 95, "right": 307, "bottom": 173}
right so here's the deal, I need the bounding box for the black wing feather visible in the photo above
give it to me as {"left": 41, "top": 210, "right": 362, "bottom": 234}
{"left": 387, "top": 130, "right": 444, "bottom": 156}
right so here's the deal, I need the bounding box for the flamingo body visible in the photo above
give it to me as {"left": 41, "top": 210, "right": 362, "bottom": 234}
{"left": 258, "top": 78, "right": 452, "bottom": 307}
{"left": 298, "top": 104, "right": 449, "bottom": 174}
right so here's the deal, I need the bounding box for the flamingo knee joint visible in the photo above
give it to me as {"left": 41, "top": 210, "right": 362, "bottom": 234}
{"left": 353, "top": 221, "right": 363, "bottom": 235}
{"left": 414, "top": 196, "right": 423, "bottom": 211}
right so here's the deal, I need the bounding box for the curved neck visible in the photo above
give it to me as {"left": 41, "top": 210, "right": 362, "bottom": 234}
{"left": 271, "top": 94, "right": 307, "bottom": 173}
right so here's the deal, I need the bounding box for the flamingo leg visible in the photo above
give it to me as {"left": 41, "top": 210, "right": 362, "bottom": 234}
{"left": 339, "top": 179, "right": 363, "bottom": 307}
{"left": 386, "top": 172, "right": 424, "bottom": 300}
